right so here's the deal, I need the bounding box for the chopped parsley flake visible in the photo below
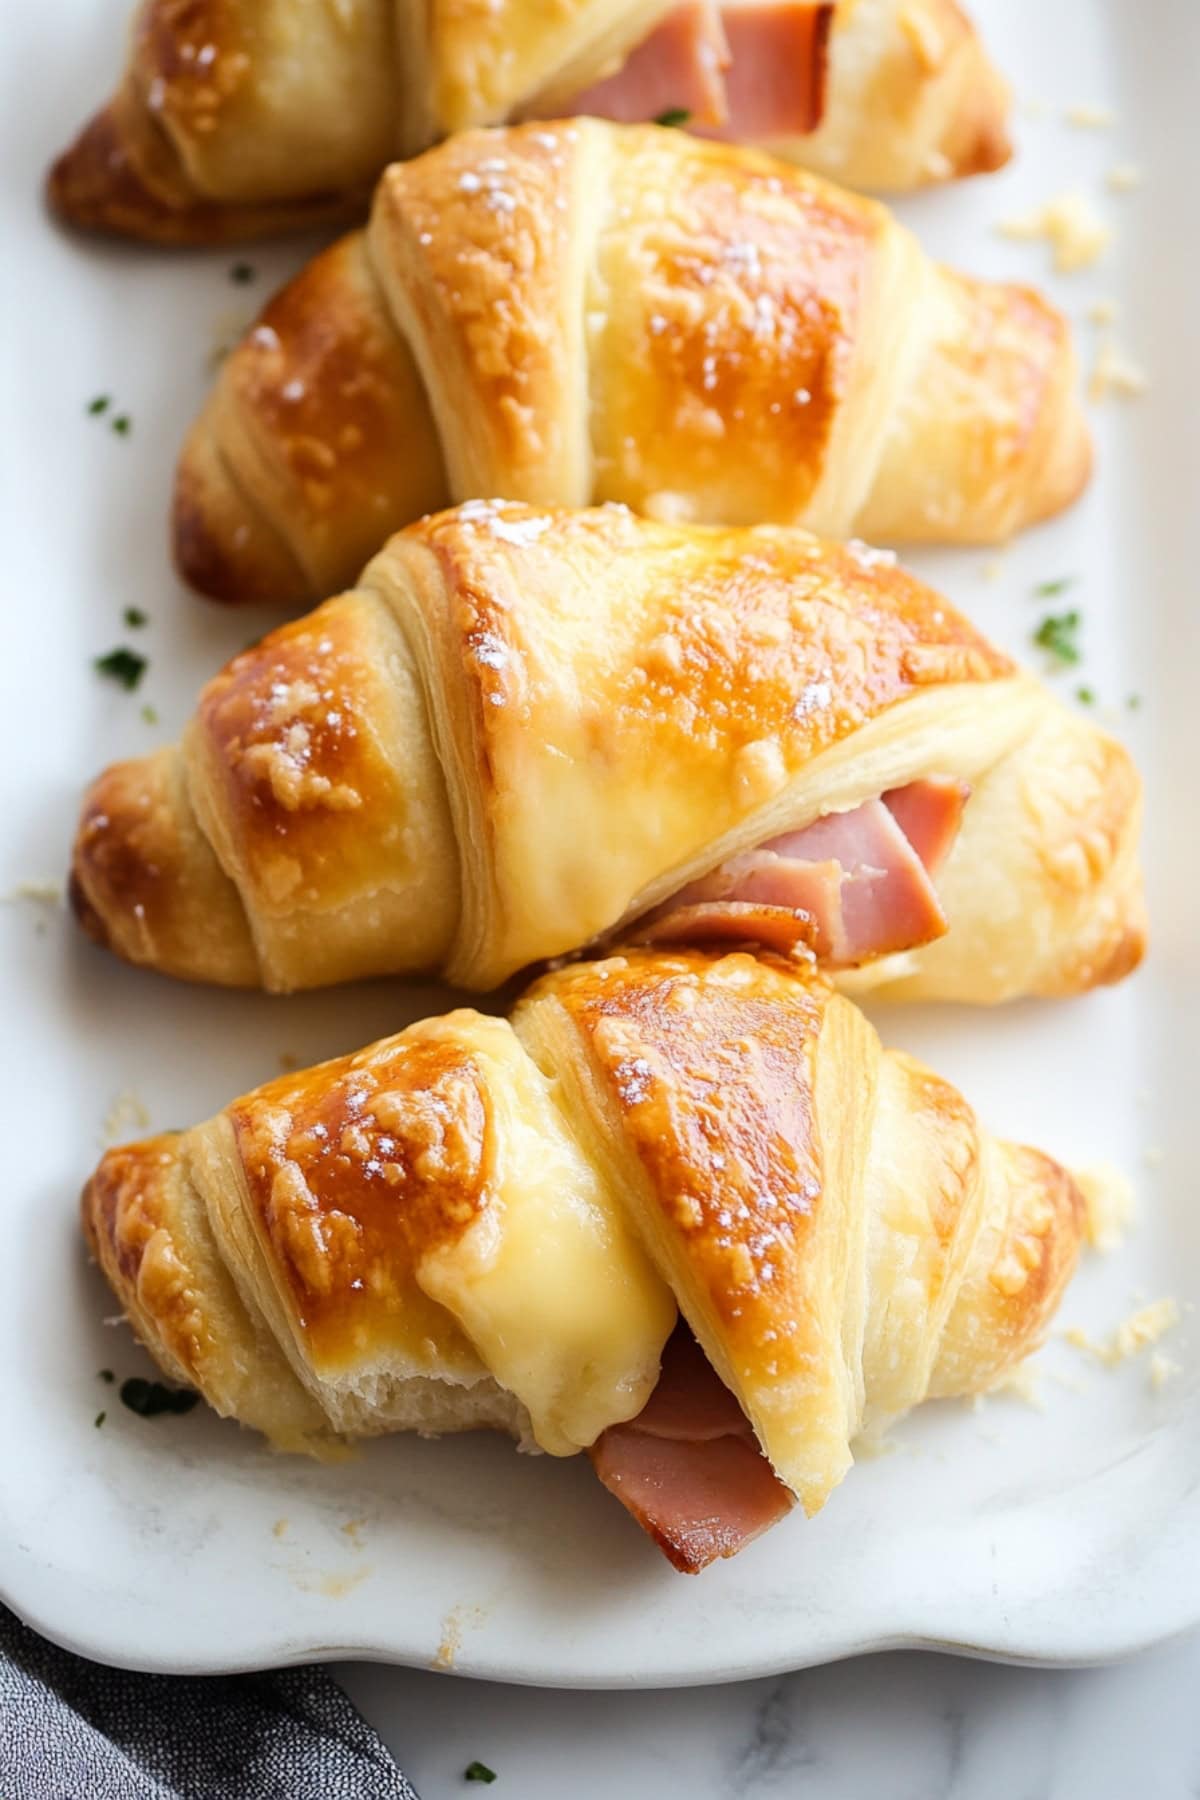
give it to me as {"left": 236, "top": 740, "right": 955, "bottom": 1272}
{"left": 111, "top": 414, "right": 132, "bottom": 436}
{"left": 464, "top": 1764, "right": 497, "bottom": 1785}
{"left": 1075, "top": 685, "right": 1095, "bottom": 705}
{"left": 98, "top": 1369, "right": 115, "bottom": 1384}
{"left": 1033, "top": 610, "right": 1082, "bottom": 666}
{"left": 120, "top": 1377, "right": 199, "bottom": 1418}
{"left": 94, "top": 1411, "right": 106, "bottom": 1428}
{"left": 230, "top": 261, "right": 256, "bottom": 284}
{"left": 123, "top": 607, "right": 148, "bottom": 629}
{"left": 1032, "top": 576, "right": 1076, "bottom": 599}
{"left": 87, "top": 395, "right": 110, "bottom": 416}
{"left": 140, "top": 703, "right": 159, "bottom": 726}
{"left": 94, "top": 647, "right": 148, "bottom": 691}
{"left": 1127, "top": 693, "right": 1142, "bottom": 710}
{"left": 653, "top": 108, "right": 691, "bottom": 128}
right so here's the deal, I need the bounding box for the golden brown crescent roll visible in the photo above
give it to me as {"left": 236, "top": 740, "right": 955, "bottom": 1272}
{"left": 48, "top": 0, "right": 1010, "bottom": 244}
{"left": 168, "top": 121, "right": 1087, "bottom": 607}
{"left": 83, "top": 947, "right": 1085, "bottom": 1570}
{"left": 70, "top": 503, "right": 1145, "bottom": 1002}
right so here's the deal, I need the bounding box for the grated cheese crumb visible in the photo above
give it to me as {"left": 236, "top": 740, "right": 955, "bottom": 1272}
{"left": 1076, "top": 1162, "right": 1135, "bottom": 1253}
{"left": 980, "top": 555, "right": 1008, "bottom": 584}
{"left": 4, "top": 879, "right": 63, "bottom": 907}
{"left": 1089, "top": 336, "right": 1148, "bottom": 402}
{"left": 986, "top": 1359, "right": 1045, "bottom": 1411}
{"left": 999, "top": 192, "right": 1110, "bottom": 272}
{"left": 1110, "top": 1299, "right": 1180, "bottom": 1363}
{"left": 1086, "top": 298, "right": 1119, "bottom": 326}
{"left": 1149, "top": 1352, "right": 1181, "bottom": 1391}
{"left": 1064, "top": 103, "right": 1115, "bottom": 129}
{"left": 1106, "top": 163, "right": 1143, "bottom": 193}
{"left": 854, "top": 1428, "right": 899, "bottom": 1461}
{"left": 101, "top": 1090, "right": 151, "bottom": 1147}
{"left": 1065, "top": 1298, "right": 1180, "bottom": 1368}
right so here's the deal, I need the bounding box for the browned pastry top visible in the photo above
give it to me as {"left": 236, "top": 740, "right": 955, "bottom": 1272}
{"left": 230, "top": 1023, "right": 496, "bottom": 1364}
{"left": 535, "top": 948, "right": 829, "bottom": 1332}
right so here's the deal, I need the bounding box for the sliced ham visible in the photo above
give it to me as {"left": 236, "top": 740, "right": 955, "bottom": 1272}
{"left": 590, "top": 1325, "right": 794, "bottom": 1572}
{"left": 698, "top": 3, "right": 834, "bottom": 141}
{"left": 882, "top": 775, "right": 969, "bottom": 876}
{"left": 633, "top": 778, "right": 969, "bottom": 968}
{"left": 551, "top": 4, "right": 731, "bottom": 129}
{"left": 543, "top": 2, "right": 832, "bottom": 139}
{"left": 635, "top": 898, "right": 826, "bottom": 957}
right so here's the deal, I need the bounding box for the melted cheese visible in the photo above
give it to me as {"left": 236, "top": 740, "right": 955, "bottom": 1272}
{"left": 415, "top": 1017, "right": 675, "bottom": 1455}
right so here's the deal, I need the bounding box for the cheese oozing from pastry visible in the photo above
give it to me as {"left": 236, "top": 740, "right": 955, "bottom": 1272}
{"left": 215, "top": 1011, "right": 675, "bottom": 1455}
{"left": 415, "top": 1017, "right": 678, "bottom": 1454}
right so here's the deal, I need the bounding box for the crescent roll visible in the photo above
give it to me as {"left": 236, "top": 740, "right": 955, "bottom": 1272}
{"left": 70, "top": 503, "right": 1145, "bottom": 1002}
{"left": 83, "top": 947, "right": 1085, "bottom": 1571}
{"left": 48, "top": 0, "right": 1011, "bottom": 244}
{"left": 170, "top": 120, "right": 1088, "bottom": 607}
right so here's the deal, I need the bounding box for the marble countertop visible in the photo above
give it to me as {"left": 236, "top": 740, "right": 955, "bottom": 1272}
{"left": 339, "top": 1631, "right": 1200, "bottom": 1798}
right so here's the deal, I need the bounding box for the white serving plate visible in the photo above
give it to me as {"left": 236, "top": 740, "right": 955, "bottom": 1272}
{"left": 0, "top": 0, "right": 1196, "bottom": 1686}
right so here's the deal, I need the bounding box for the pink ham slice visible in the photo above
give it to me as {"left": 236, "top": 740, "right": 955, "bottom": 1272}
{"left": 634, "top": 777, "right": 969, "bottom": 967}
{"left": 590, "top": 1325, "right": 794, "bottom": 1572}
{"left": 883, "top": 775, "right": 970, "bottom": 873}
{"left": 696, "top": 3, "right": 835, "bottom": 140}
{"left": 551, "top": 3, "right": 731, "bottom": 129}
{"left": 543, "top": 2, "right": 832, "bottom": 138}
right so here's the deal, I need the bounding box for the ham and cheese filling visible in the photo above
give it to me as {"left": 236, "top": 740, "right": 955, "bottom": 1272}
{"left": 590, "top": 1325, "right": 793, "bottom": 1572}
{"left": 634, "top": 777, "right": 969, "bottom": 966}
{"left": 534, "top": 2, "right": 833, "bottom": 140}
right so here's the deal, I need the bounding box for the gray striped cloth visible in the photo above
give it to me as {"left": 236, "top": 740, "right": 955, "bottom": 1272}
{"left": 0, "top": 1605, "right": 418, "bottom": 1799}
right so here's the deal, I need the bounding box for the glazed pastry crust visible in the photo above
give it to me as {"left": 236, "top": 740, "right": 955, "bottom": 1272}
{"left": 517, "top": 949, "right": 1084, "bottom": 1510}
{"left": 47, "top": 0, "right": 1010, "bottom": 244}
{"left": 171, "top": 122, "right": 1088, "bottom": 608}
{"left": 84, "top": 948, "right": 1084, "bottom": 1517}
{"left": 70, "top": 502, "right": 1144, "bottom": 1000}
